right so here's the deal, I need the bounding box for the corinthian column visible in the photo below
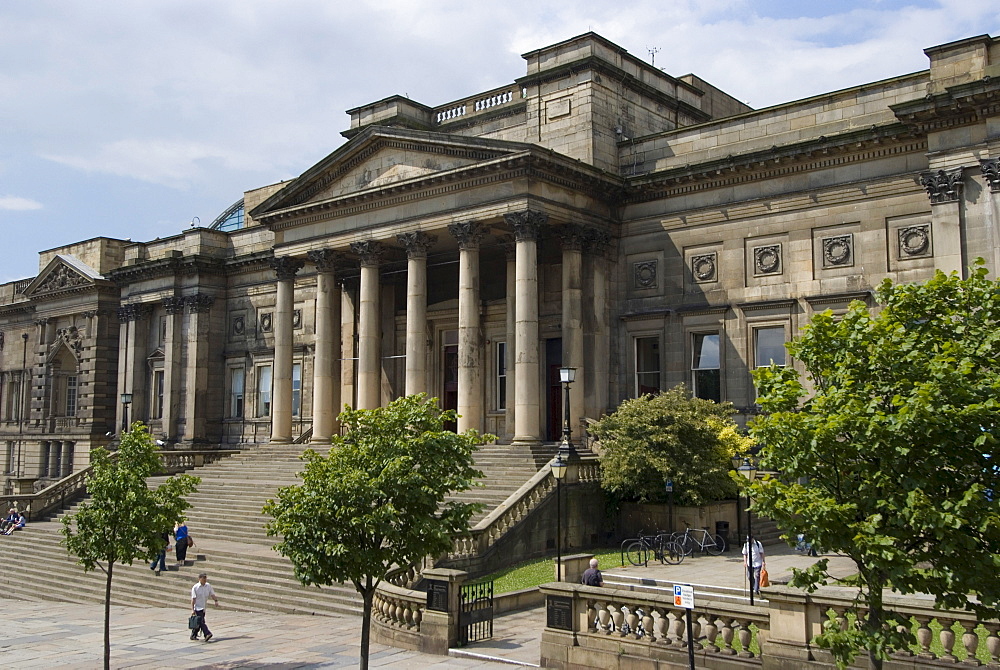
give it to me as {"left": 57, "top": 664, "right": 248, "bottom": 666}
{"left": 504, "top": 210, "right": 546, "bottom": 445}
{"left": 397, "top": 231, "right": 436, "bottom": 397}
{"left": 585, "top": 230, "right": 611, "bottom": 422}
{"left": 560, "top": 224, "right": 586, "bottom": 444}
{"left": 351, "top": 241, "right": 384, "bottom": 409}
{"left": 448, "top": 221, "right": 486, "bottom": 433}
{"left": 307, "top": 249, "right": 342, "bottom": 444}
{"left": 269, "top": 257, "right": 304, "bottom": 444}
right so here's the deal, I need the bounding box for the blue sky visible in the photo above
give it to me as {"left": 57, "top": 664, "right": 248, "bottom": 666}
{"left": 1, "top": 0, "right": 997, "bottom": 282}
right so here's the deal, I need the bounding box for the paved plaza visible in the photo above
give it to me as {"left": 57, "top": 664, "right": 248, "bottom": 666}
{"left": 0, "top": 545, "right": 851, "bottom": 668}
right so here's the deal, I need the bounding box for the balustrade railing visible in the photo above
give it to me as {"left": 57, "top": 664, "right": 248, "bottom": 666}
{"left": 434, "top": 87, "right": 519, "bottom": 125}
{"left": 373, "top": 580, "right": 425, "bottom": 633}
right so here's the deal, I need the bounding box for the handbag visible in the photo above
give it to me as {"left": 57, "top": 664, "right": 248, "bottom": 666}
{"left": 759, "top": 567, "right": 770, "bottom": 588}
{"left": 188, "top": 614, "right": 199, "bottom": 630}
{"left": 187, "top": 536, "right": 194, "bottom": 547}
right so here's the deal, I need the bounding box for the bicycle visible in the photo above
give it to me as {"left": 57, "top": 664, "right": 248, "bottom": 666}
{"left": 621, "top": 530, "right": 684, "bottom": 566}
{"left": 671, "top": 527, "right": 726, "bottom": 557}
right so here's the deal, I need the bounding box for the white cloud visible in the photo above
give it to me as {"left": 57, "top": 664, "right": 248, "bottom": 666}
{"left": 0, "top": 196, "right": 43, "bottom": 211}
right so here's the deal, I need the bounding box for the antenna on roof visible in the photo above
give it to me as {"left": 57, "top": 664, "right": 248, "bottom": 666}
{"left": 647, "top": 46, "right": 660, "bottom": 67}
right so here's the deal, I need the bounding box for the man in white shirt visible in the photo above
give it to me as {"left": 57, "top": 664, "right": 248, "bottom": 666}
{"left": 741, "top": 538, "right": 765, "bottom": 594}
{"left": 190, "top": 573, "right": 220, "bottom": 641}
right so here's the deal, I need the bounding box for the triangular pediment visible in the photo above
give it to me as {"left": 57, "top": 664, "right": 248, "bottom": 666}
{"left": 23, "top": 254, "right": 104, "bottom": 298}
{"left": 253, "top": 127, "right": 534, "bottom": 216}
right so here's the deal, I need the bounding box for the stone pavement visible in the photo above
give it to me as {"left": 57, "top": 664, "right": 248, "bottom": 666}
{"left": 0, "top": 546, "right": 851, "bottom": 668}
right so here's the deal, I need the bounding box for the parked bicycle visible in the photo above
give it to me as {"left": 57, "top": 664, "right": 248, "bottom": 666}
{"left": 671, "top": 527, "right": 726, "bottom": 557}
{"left": 620, "top": 530, "right": 684, "bottom": 566}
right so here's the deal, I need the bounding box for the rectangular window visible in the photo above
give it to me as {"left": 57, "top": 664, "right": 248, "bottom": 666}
{"left": 635, "top": 337, "right": 661, "bottom": 396}
{"left": 691, "top": 333, "right": 721, "bottom": 402}
{"left": 231, "top": 367, "right": 245, "bottom": 418}
{"left": 65, "top": 375, "right": 78, "bottom": 417}
{"left": 257, "top": 365, "right": 272, "bottom": 417}
{"left": 754, "top": 326, "right": 787, "bottom": 367}
{"left": 5, "top": 441, "right": 13, "bottom": 475}
{"left": 292, "top": 363, "right": 302, "bottom": 417}
{"left": 150, "top": 370, "right": 164, "bottom": 419}
{"left": 40, "top": 442, "right": 50, "bottom": 478}
{"left": 496, "top": 342, "right": 507, "bottom": 411}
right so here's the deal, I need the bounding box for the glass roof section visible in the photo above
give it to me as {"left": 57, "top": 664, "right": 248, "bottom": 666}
{"left": 210, "top": 199, "right": 244, "bottom": 231}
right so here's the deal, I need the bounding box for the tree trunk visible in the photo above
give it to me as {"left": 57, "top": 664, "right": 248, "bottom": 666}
{"left": 104, "top": 561, "right": 114, "bottom": 670}
{"left": 359, "top": 577, "right": 373, "bottom": 670}
{"left": 866, "top": 579, "right": 885, "bottom": 670}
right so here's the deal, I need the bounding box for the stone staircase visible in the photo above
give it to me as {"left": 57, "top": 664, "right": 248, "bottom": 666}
{"left": 0, "top": 439, "right": 547, "bottom": 615}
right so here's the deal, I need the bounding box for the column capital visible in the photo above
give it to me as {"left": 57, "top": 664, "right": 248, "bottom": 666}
{"left": 269, "top": 256, "right": 305, "bottom": 280}
{"left": 185, "top": 293, "right": 215, "bottom": 314}
{"left": 497, "top": 234, "right": 517, "bottom": 260}
{"left": 980, "top": 159, "right": 1000, "bottom": 192}
{"left": 558, "top": 223, "right": 589, "bottom": 251}
{"left": 397, "top": 231, "right": 437, "bottom": 259}
{"left": 583, "top": 228, "right": 612, "bottom": 257}
{"left": 350, "top": 240, "right": 385, "bottom": 267}
{"left": 448, "top": 221, "right": 486, "bottom": 250}
{"left": 919, "top": 167, "right": 964, "bottom": 204}
{"left": 307, "top": 248, "right": 343, "bottom": 273}
{"left": 504, "top": 210, "right": 548, "bottom": 241}
{"left": 163, "top": 296, "right": 185, "bottom": 314}
{"left": 117, "top": 303, "right": 152, "bottom": 323}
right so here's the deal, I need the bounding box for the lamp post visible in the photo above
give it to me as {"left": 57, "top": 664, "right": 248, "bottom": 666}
{"left": 120, "top": 392, "right": 133, "bottom": 434}
{"left": 551, "top": 453, "right": 568, "bottom": 581}
{"left": 558, "top": 366, "right": 576, "bottom": 458}
{"left": 733, "top": 455, "right": 759, "bottom": 605}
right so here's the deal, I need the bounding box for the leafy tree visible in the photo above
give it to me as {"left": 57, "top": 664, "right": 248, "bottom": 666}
{"left": 750, "top": 262, "right": 1000, "bottom": 669}
{"left": 263, "top": 394, "right": 489, "bottom": 670}
{"left": 61, "top": 423, "right": 199, "bottom": 670}
{"left": 591, "top": 384, "right": 747, "bottom": 506}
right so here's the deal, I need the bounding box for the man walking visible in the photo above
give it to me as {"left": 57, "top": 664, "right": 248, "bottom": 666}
{"left": 580, "top": 558, "right": 604, "bottom": 587}
{"left": 190, "top": 572, "right": 220, "bottom": 641}
{"left": 742, "top": 537, "right": 765, "bottom": 594}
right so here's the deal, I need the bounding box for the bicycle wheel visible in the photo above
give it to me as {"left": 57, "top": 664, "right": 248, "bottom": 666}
{"left": 660, "top": 540, "right": 685, "bottom": 565}
{"left": 705, "top": 533, "right": 726, "bottom": 556}
{"left": 677, "top": 534, "right": 695, "bottom": 556}
{"left": 625, "top": 540, "right": 648, "bottom": 566}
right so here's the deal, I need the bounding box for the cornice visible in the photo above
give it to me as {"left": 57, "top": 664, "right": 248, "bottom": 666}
{"left": 224, "top": 251, "right": 275, "bottom": 277}
{"left": 736, "top": 298, "right": 797, "bottom": 312}
{"left": 0, "top": 302, "right": 35, "bottom": 318}
{"left": 625, "top": 123, "right": 923, "bottom": 204}
{"left": 891, "top": 77, "right": 1000, "bottom": 133}
{"left": 107, "top": 255, "right": 225, "bottom": 286}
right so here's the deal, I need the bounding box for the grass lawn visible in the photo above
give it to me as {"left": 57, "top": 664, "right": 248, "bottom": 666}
{"left": 473, "top": 548, "right": 625, "bottom": 593}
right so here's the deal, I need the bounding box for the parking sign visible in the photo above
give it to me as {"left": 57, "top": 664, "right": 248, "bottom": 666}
{"left": 673, "top": 583, "right": 694, "bottom": 609}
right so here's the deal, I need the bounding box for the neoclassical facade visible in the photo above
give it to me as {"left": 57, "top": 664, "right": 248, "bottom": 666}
{"left": 2, "top": 32, "right": 1000, "bottom": 491}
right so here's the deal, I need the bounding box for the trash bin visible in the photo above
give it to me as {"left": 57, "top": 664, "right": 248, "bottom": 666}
{"left": 715, "top": 521, "right": 730, "bottom": 552}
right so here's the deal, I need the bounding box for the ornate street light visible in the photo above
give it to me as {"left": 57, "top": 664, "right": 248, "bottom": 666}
{"left": 558, "top": 367, "right": 576, "bottom": 459}
{"left": 733, "top": 455, "right": 759, "bottom": 605}
{"left": 120, "top": 392, "right": 133, "bottom": 433}
{"left": 551, "top": 453, "right": 568, "bottom": 581}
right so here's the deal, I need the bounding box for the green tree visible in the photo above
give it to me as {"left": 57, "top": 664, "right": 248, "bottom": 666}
{"left": 750, "top": 262, "right": 1000, "bottom": 669}
{"left": 61, "top": 423, "right": 200, "bottom": 670}
{"left": 263, "top": 394, "right": 489, "bottom": 670}
{"left": 592, "top": 384, "right": 747, "bottom": 506}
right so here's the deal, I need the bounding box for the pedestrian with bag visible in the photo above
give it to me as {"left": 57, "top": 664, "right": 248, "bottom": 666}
{"left": 190, "top": 572, "right": 220, "bottom": 641}
{"left": 174, "top": 520, "right": 191, "bottom": 565}
{"left": 742, "top": 537, "right": 765, "bottom": 594}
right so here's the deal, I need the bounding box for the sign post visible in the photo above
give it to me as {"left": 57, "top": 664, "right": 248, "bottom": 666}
{"left": 665, "top": 479, "right": 674, "bottom": 532}
{"left": 674, "top": 584, "right": 695, "bottom": 670}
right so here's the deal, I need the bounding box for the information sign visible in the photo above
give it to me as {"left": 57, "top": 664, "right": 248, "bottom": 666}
{"left": 673, "top": 583, "right": 694, "bottom": 609}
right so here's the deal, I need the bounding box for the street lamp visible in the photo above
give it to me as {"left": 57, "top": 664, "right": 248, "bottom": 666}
{"left": 733, "top": 455, "right": 759, "bottom": 605}
{"left": 120, "top": 392, "right": 133, "bottom": 433}
{"left": 558, "top": 366, "right": 576, "bottom": 458}
{"left": 551, "top": 453, "right": 568, "bottom": 581}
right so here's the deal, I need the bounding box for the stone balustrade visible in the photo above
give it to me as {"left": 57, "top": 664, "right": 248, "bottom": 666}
{"left": 373, "top": 581, "right": 424, "bottom": 633}
{"left": 434, "top": 87, "right": 519, "bottom": 124}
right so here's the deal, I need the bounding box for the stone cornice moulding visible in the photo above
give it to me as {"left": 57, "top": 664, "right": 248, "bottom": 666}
{"left": 736, "top": 298, "right": 797, "bottom": 312}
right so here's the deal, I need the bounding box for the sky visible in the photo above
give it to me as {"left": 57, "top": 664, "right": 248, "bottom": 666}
{"left": 2, "top": 0, "right": 998, "bottom": 283}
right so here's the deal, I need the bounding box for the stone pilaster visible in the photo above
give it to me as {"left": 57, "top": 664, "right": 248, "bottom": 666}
{"left": 919, "top": 167, "right": 965, "bottom": 275}
{"left": 584, "top": 230, "right": 611, "bottom": 422}
{"left": 268, "top": 256, "right": 304, "bottom": 444}
{"left": 161, "top": 296, "right": 185, "bottom": 441}
{"left": 504, "top": 210, "right": 546, "bottom": 444}
{"left": 351, "top": 241, "right": 384, "bottom": 410}
{"left": 116, "top": 303, "right": 152, "bottom": 432}
{"left": 398, "top": 231, "right": 436, "bottom": 397}
{"left": 183, "top": 293, "right": 215, "bottom": 444}
{"left": 500, "top": 236, "right": 516, "bottom": 441}
{"left": 308, "top": 249, "right": 342, "bottom": 444}
{"left": 560, "top": 224, "right": 587, "bottom": 443}
{"left": 448, "top": 222, "right": 486, "bottom": 433}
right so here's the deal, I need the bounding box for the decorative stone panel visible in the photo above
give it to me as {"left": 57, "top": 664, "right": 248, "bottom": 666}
{"left": 898, "top": 225, "right": 932, "bottom": 258}
{"left": 691, "top": 253, "right": 717, "bottom": 283}
{"left": 260, "top": 312, "right": 273, "bottom": 332}
{"left": 292, "top": 309, "right": 302, "bottom": 329}
{"left": 822, "top": 235, "right": 853, "bottom": 268}
{"left": 753, "top": 245, "right": 782, "bottom": 276}
{"left": 633, "top": 260, "right": 657, "bottom": 289}
{"left": 232, "top": 315, "right": 245, "bottom": 336}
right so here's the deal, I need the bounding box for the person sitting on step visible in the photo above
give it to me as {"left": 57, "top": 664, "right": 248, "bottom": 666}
{"left": 3, "top": 512, "right": 26, "bottom": 535}
{"left": 0, "top": 508, "right": 19, "bottom": 534}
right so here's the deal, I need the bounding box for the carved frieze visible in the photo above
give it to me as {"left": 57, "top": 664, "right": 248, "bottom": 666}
{"left": 35, "top": 265, "right": 89, "bottom": 294}
{"left": 504, "top": 210, "right": 548, "bottom": 242}
{"left": 981, "top": 159, "right": 1000, "bottom": 192}
{"left": 822, "top": 235, "right": 853, "bottom": 268}
{"left": 633, "top": 260, "right": 657, "bottom": 289}
{"left": 691, "top": 253, "right": 717, "bottom": 283}
{"left": 898, "top": 225, "right": 932, "bottom": 258}
{"left": 447, "top": 221, "right": 486, "bottom": 249}
{"left": 919, "top": 168, "right": 964, "bottom": 204}
{"left": 753, "top": 245, "right": 782, "bottom": 276}
{"left": 269, "top": 256, "right": 305, "bottom": 280}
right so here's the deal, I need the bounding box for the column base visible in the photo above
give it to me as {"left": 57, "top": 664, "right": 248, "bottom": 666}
{"left": 268, "top": 438, "right": 292, "bottom": 446}
{"left": 310, "top": 436, "right": 332, "bottom": 446}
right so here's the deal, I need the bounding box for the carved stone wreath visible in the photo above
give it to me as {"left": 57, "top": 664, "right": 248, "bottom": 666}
{"left": 822, "top": 235, "right": 853, "bottom": 267}
{"left": 898, "top": 225, "right": 931, "bottom": 257}
{"left": 753, "top": 245, "right": 782, "bottom": 275}
{"left": 633, "top": 260, "right": 657, "bottom": 289}
{"left": 260, "top": 312, "right": 273, "bottom": 332}
{"left": 232, "top": 316, "right": 245, "bottom": 336}
{"left": 691, "top": 253, "right": 717, "bottom": 282}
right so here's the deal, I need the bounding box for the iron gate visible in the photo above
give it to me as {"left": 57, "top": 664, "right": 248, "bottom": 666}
{"left": 459, "top": 580, "right": 494, "bottom": 645}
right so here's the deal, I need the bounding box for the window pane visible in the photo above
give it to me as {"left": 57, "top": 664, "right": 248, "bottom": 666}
{"left": 257, "top": 365, "right": 272, "bottom": 417}
{"left": 496, "top": 342, "right": 507, "bottom": 411}
{"left": 66, "top": 376, "right": 78, "bottom": 417}
{"left": 292, "top": 364, "right": 301, "bottom": 417}
{"left": 692, "top": 334, "right": 720, "bottom": 369}
{"left": 755, "top": 327, "right": 787, "bottom": 367}
{"left": 635, "top": 337, "right": 660, "bottom": 395}
{"left": 231, "top": 368, "right": 245, "bottom": 418}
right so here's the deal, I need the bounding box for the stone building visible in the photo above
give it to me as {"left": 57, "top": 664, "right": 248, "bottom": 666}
{"left": 2, "top": 31, "right": 999, "bottom": 492}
